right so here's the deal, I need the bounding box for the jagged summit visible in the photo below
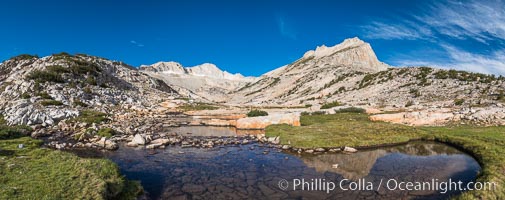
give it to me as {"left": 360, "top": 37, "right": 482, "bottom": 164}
{"left": 302, "top": 37, "right": 366, "bottom": 58}
{"left": 140, "top": 61, "right": 249, "bottom": 81}
{"left": 298, "top": 37, "right": 389, "bottom": 73}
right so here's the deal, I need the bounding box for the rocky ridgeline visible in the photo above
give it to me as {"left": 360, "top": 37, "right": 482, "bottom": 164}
{"left": 0, "top": 53, "right": 182, "bottom": 139}
{"left": 1, "top": 53, "right": 181, "bottom": 122}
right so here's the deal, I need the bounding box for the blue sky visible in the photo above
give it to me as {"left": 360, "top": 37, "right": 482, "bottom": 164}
{"left": 1, "top": 0, "right": 504, "bottom": 76}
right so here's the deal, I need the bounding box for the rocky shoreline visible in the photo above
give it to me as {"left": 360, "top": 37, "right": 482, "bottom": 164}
{"left": 42, "top": 127, "right": 360, "bottom": 156}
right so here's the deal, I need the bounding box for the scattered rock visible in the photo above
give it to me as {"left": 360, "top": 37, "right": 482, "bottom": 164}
{"left": 343, "top": 146, "right": 358, "bottom": 153}
{"left": 132, "top": 134, "right": 147, "bottom": 145}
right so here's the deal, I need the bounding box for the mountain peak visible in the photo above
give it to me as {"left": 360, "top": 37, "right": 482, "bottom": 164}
{"left": 296, "top": 37, "right": 389, "bottom": 73}
{"left": 303, "top": 37, "right": 366, "bottom": 59}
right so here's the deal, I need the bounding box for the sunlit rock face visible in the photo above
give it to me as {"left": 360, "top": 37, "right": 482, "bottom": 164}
{"left": 235, "top": 113, "right": 301, "bottom": 129}
{"left": 226, "top": 37, "right": 393, "bottom": 105}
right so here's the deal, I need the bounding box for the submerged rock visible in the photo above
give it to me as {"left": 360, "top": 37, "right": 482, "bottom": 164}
{"left": 96, "top": 137, "right": 118, "bottom": 150}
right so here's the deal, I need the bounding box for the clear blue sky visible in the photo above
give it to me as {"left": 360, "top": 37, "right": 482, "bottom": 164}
{"left": 1, "top": 0, "right": 504, "bottom": 76}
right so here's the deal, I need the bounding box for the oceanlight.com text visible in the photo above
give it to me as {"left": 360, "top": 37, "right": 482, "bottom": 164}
{"left": 277, "top": 178, "right": 497, "bottom": 194}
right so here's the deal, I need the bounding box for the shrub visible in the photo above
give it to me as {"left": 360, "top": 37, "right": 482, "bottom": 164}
{"left": 497, "top": 91, "right": 504, "bottom": 101}
{"left": 21, "top": 92, "right": 31, "bottom": 99}
{"left": 320, "top": 101, "right": 341, "bottom": 109}
{"left": 72, "top": 110, "right": 108, "bottom": 124}
{"left": 26, "top": 70, "right": 64, "bottom": 83}
{"left": 335, "top": 107, "right": 366, "bottom": 113}
{"left": 46, "top": 65, "right": 69, "bottom": 73}
{"left": 36, "top": 92, "right": 53, "bottom": 99}
{"left": 434, "top": 70, "right": 448, "bottom": 79}
{"left": 358, "top": 74, "right": 376, "bottom": 88}
{"left": 0, "top": 115, "right": 32, "bottom": 139}
{"left": 53, "top": 52, "right": 72, "bottom": 57}
{"left": 338, "top": 86, "right": 346, "bottom": 92}
{"left": 405, "top": 100, "right": 414, "bottom": 107}
{"left": 86, "top": 76, "right": 97, "bottom": 85}
{"left": 10, "top": 54, "right": 38, "bottom": 60}
{"left": 454, "top": 99, "right": 465, "bottom": 106}
{"left": 69, "top": 60, "right": 101, "bottom": 75}
{"left": 247, "top": 109, "right": 268, "bottom": 117}
{"left": 0, "top": 114, "right": 5, "bottom": 125}
{"left": 33, "top": 81, "right": 42, "bottom": 92}
{"left": 97, "top": 128, "right": 116, "bottom": 138}
{"left": 83, "top": 87, "right": 92, "bottom": 94}
{"left": 73, "top": 99, "right": 88, "bottom": 107}
{"left": 40, "top": 100, "right": 63, "bottom": 106}
{"left": 0, "top": 125, "right": 32, "bottom": 140}
{"left": 409, "top": 88, "right": 421, "bottom": 97}
{"left": 301, "top": 111, "right": 326, "bottom": 116}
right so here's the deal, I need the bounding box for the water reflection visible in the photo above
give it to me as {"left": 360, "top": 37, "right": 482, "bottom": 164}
{"left": 85, "top": 141, "right": 479, "bottom": 200}
{"left": 299, "top": 142, "right": 469, "bottom": 180}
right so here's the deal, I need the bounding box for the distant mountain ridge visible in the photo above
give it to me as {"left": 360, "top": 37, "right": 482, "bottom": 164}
{"left": 140, "top": 62, "right": 254, "bottom": 81}
{"left": 139, "top": 61, "right": 256, "bottom": 102}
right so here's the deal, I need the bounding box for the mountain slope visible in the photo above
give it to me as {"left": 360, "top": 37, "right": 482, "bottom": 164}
{"left": 226, "top": 37, "right": 505, "bottom": 110}
{"left": 0, "top": 53, "right": 179, "bottom": 126}
{"left": 227, "top": 37, "right": 390, "bottom": 105}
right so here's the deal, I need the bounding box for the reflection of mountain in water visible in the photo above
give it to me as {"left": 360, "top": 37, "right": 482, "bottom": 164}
{"left": 302, "top": 150, "right": 387, "bottom": 180}
{"left": 300, "top": 142, "right": 476, "bottom": 181}
{"left": 386, "top": 142, "right": 461, "bottom": 156}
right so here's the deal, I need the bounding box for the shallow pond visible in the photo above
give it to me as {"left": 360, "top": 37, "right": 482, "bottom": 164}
{"left": 75, "top": 140, "right": 481, "bottom": 200}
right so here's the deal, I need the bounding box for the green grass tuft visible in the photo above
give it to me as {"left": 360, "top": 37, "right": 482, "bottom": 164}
{"left": 335, "top": 107, "right": 366, "bottom": 113}
{"left": 40, "top": 100, "right": 63, "bottom": 106}
{"left": 26, "top": 70, "right": 64, "bottom": 83}
{"left": 247, "top": 109, "right": 268, "bottom": 117}
{"left": 320, "top": 101, "right": 341, "bottom": 109}
{"left": 71, "top": 110, "right": 108, "bottom": 124}
{"left": 97, "top": 128, "right": 116, "bottom": 138}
